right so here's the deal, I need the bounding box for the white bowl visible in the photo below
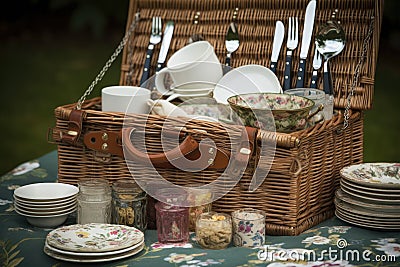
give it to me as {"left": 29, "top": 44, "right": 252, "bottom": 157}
{"left": 14, "top": 201, "right": 76, "bottom": 213}
{"left": 15, "top": 204, "right": 76, "bottom": 217}
{"left": 25, "top": 214, "right": 69, "bottom": 228}
{"left": 14, "top": 194, "right": 77, "bottom": 206}
{"left": 14, "top": 183, "right": 78, "bottom": 201}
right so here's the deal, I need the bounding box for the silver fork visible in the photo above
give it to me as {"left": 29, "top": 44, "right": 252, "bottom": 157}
{"left": 283, "top": 17, "right": 298, "bottom": 91}
{"left": 310, "top": 49, "right": 322, "bottom": 88}
{"left": 140, "top": 16, "right": 162, "bottom": 86}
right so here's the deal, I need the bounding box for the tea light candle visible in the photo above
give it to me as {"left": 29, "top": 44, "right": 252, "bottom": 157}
{"left": 196, "top": 212, "right": 232, "bottom": 249}
{"left": 232, "top": 208, "right": 265, "bottom": 247}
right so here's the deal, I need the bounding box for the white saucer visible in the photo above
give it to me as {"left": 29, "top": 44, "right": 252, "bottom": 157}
{"left": 213, "top": 64, "right": 282, "bottom": 104}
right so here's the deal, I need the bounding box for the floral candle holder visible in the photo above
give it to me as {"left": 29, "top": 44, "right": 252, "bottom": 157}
{"left": 196, "top": 212, "right": 232, "bottom": 249}
{"left": 232, "top": 208, "right": 265, "bottom": 247}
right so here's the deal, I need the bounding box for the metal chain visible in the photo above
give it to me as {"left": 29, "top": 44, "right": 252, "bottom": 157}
{"left": 343, "top": 16, "right": 375, "bottom": 129}
{"left": 76, "top": 13, "right": 140, "bottom": 110}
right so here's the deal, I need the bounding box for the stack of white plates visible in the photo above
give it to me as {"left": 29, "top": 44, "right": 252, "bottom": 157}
{"left": 13, "top": 183, "right": 78, "bottom": 227}
{"left": 44, "top": 223, "right": 145, "bottom": 263}
{"left": 335, "top": 163, "right": 400, "bottom": 230}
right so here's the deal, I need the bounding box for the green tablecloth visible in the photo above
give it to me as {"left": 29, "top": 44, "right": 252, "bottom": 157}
{"left": 0, "top": 151, "right": 399, "bottom": 267}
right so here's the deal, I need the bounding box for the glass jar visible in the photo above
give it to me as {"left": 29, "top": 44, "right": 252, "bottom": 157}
{"left": 112, "top": 179, "right": 147, "bottom": 231}
{"left": 77, "top": 178, "right": 111, "bottom": 224}
{"left": 186, "top": 184, "right": 212, "bottom": 231}
{"left": 155, "top": 202, "right": 189, "bottom": 244}
{"left": 196, "top": 212, "right": 232, "bottom": 249}
{"left": 232, "top": 208, "right": 265, "bottom": 247}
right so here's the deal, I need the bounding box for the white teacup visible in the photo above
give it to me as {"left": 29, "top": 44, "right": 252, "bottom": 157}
{"left": 155, "top": 41, "right": 223, "bottom": 94}
{"left": 102, "top": 86, "right": 150, "bottom": 114}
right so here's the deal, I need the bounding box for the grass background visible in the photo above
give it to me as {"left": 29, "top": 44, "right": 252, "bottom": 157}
{"left": 0, "top": 1, "right": 399, "bottom": 174}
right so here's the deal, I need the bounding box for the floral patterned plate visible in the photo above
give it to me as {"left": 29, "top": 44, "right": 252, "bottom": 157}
{"left": 45, "top": 238, "right": 144, "bottom": 257}
{"left": 43, "top": 242, "right": 144, "bottom": 263}
{"left": 340, "top": 163, "right": 400, "bottom": 189}
{"left": 46, "top": 223, "right": 144, "bottom": 252}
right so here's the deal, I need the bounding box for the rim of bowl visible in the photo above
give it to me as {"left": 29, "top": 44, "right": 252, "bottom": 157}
{"left": 227, "top": 93, "right": 315, "bottom": 112}
{"left": 13, "top": 183, "right": 79, "bottom": 201}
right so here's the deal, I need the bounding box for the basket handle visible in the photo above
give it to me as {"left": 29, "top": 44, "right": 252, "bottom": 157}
{"left": 121, "top": 128, "right": 230, "bottom": 170}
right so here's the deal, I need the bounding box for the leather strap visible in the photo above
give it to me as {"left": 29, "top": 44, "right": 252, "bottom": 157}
{"left": 229, "top": 126, "right": 258, "bottom": 176}
{"left": 61, "top": 110, "right": 85, "bottom": 145}
{"left": 84, "top": 129, "right": 230, "bottom": 170}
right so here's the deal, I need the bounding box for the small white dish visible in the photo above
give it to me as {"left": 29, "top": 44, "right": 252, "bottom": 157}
{"left": 213, "top": 64, "right": 282, "bottom": 104}
{"left": 14, "top": 183, "right": 78, "bottom": 201}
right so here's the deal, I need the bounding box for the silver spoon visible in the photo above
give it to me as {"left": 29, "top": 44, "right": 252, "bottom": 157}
{"left": 315, "top": 11, "right": 346, "bottom": 95}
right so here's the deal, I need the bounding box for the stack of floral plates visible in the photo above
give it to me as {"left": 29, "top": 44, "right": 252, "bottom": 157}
{"left": 335, "top": 163, "right": 400, "bottom": 230}
{"left": 44, "top": 223, "right": 145, "bottom": 263}
{"left": 13, "top": 183, "right": 78, "bottom": 227}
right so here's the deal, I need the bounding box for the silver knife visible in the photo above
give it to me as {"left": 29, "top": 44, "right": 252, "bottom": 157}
{"left": 295, "top": 0, "right": 316, "bottom": 88}
{"left": 269, "top": 20, "right": 284, "bottom": 74}
{"left": 156, "top": 21, "right": 174, "bottom": 73}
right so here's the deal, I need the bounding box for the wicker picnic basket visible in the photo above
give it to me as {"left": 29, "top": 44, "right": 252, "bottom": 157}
{"left": 49, "top": 0, "right": 383, "bottom": 235}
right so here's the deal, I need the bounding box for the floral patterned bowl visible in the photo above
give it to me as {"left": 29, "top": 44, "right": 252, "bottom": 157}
{"left": 227, "top": 93, "right": 315, "bottom": 132}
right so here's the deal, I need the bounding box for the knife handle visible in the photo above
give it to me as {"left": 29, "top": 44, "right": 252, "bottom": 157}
{"left": 270, "top": 61, "right": 277, "bottom": 74}
{"left": 323, "top": 61, "right": 332, "bottom": 95}
{"left": 310, "top": 70, "right": 318, "bottom": 89}
{"left": 225, "top": 55, "right": 231, "bottom": 67}
{"left": 295, "top": 59, "right": 306, "bottom": 88}
{"left": 155, "top": 62, "right": 164, "bottom": 74}
{"left": 283, "top": 51, "right": 293, "bottom": 91}
{"left": 139, "top": 43, "right": 155, "bottom": 86}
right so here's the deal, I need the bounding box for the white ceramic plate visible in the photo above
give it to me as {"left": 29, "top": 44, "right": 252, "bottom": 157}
{"left": 340, "top": 163, "right": 400, "bottom": 189}
{"left": 213, "top": 64, "right": 282, "bottom": 104}
{"left": 14, "top": 183, "right": 79, "bottom": 201}
{"left": 335, "top": 211, "right": 400, "bottom": 230}
{"left": 340, "top": 186, "right": 400, "bottom": 204}
{"left": 45, "top": 238, "right": 144, "bottom": 257}
{"left": 340, "top": 179, "right": 400, "bottom": 199}
{"left": 43, "top": 242, "right": 144, "bottom": 263}
{"left": 335, "top": 189, "right": 400, "bottom": 213}
{"left": 334, "top": 198, "right": 400, "bottom": 219}
{"left": 341, "top": 178, "right": 400, "bottom": 194}
{"left": 14, "top": 201, "right": 76, "bottom": 213}
{"left": 46, "top": 223, "right": 144, "bottom": 252}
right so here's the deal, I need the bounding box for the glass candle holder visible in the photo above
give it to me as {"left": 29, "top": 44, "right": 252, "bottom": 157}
{"left": 155, "top": 202, "right": 189, "bottom": 244}
{"left": 232, "top": 208, "right": 265, "bottom": 247}
{"left": 77, "top": 178, "right": 111, "bottom": 224}
{"left": 196, "top": 212, "right": 232, "bottom": 249}
{"left": 112, "top": 179, "right": 147, "bottom": 231}
{"left": 186, "top": 184, "right": 212, "bottom": 231}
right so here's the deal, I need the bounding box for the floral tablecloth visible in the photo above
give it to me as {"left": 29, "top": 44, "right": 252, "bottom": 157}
{"left": 0, "top": 151, "right": 399, "bottom": 267}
